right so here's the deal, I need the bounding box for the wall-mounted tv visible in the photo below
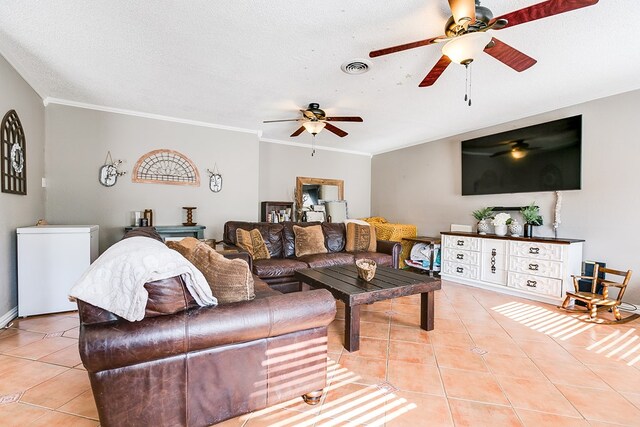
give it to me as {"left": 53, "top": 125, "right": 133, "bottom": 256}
{"left": 461, "top": 115, "right": 582, "bottom": 196}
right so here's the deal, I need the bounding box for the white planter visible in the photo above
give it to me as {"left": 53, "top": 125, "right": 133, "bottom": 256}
{"left": 494, "top": 224, "right": 507, "bottom": 236}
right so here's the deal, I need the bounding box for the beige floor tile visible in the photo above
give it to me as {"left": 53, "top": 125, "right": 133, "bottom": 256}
{"left": 359, "top": 320, "right": 389, "bottom": 339}
{"left": 390, "top": 303, "right": 420, "bottom": 316}
{"left": 448, "top": 399, "right": 522, "bottom": 427}
{"left": 12, "top": 316, "right": 79, "bottom": 334}
{"left": 21, "top": 369, "right": 91, "bottom": 409}
{"left": 28, "top": 411, "right": 100, "bottom": 426}
{"left": 387, "top": 360, "right": 444, "bottom": 396}
{"left": 440, "top": 367, "right": 509, "bottom": 405}
{"left": 429, "top": 330, "right": 474, "bottom": 348}
{"left": 4, "top": 336, "right": 77, "bottom": 360}
{"left": 388, "top": 340, "right": 435, "bottom": 365}
{"left": 389, "top": 325, "right": 430, "bottom": 344}
{"left": 359, "top": 310, "right": 389, "bottom": 324}
{"left": 0, "top": 402, "right": 50, "bottom": 426}
{"left": 320, "top": 382, "right": 386, "bottom": 423}
{"left": 58, "top": 389, "right": 99, "bottom": 420}
{"left": 336, "top": 354, "right": 386, "bottom": 385}
{"left": 62, "top": 327, "right": 80, "bottom": 339}
{"left": 496, "top": 376, "right": 580, "bottom": 417}
{"left": 471, "top": 333, "right": 526, "bottom": 357}
{"left": 514, "top": 338, "right": 578, "bottom": 362}
{"left": 483, "top": 354, "right": 546, "bottom": 380}
{"left": 556, "top": 384, "right": 640, "bottom": 425}
{"left": 0, "top": 357, "right": 68, "bottom": 395}
{"left": 38, "top": 342, "right": 82, "bottom": 367}
{"left": 589, "top": 364, "right": 640, "bottom": 394}
{"left": 351, "top": 337, "right": 388, "bottom": 359}
{"left": 390, "top": 313, "right": 421, "bottom": 328}
{"left": 361, "top": 300, "right": 392, "bottom": 312}
{"left": 327, "top": 333, "right": 347, "bottom": 353}
{"left": 0, "top": 329, "right": 46, "bottom": 353}
{"left": 428, "top": 317, "right": 465, "bottom": 332}
{"left": 533, "top": 357, "right": 611, "bottom": 390}
{"left": 515, "top": 408, "right": 589, "bottom": 426}
{"left": 384, "top": 391, "right": 453, "bottom": 427}
{"left": 621, "top": 391, "right": 640, "bottom": 410}
{"left": 433, "top": 345, "right": 488, "bottom": 372}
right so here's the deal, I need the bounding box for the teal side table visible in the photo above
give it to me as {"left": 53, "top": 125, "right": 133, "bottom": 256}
{"left": 124, "top": 225, "right": 206, "bottom": 240}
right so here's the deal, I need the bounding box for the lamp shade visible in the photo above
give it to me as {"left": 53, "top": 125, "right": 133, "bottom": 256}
{"left": 442, "top": 32, "right": 492, "bottom": 65}
{"left": 303, "top": 121, "right": 326, "bottom": 135}
{"left": 511, "top": 147, "right": 526, "bottom": 159}
{"left": 448, "top": 0, "right": 476, "bottom": 26}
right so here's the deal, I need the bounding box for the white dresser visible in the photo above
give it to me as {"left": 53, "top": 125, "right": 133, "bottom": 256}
{"left": 441, "top": 232, "right": 584, "bottom": 305}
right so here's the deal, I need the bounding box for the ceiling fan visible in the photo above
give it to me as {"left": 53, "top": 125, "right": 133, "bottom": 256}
{"left": 490, "top": 140, "right": 540, "bottom": 159}
{"left": 263, "top": 103, "right": 363, "bottom": 138}
{"left": 369, "top": 0, "right": 599, "bottom": 89}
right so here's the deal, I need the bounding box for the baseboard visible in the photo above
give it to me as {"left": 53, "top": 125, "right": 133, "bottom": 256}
{"left": 0, "top": 306, "right": 17, "bottom": 328}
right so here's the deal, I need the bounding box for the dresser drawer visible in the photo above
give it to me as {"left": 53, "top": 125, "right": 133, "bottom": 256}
{"left": 442, "top": 261, "right": 479, "bottom": 280}
{"left": 443, "top": 235, "right": 480, "bottom": 251}
{"left": 481, "top": 239, "right": 507, "bottom": 254}
{"left": 481, "top": 267, "right": 508, "bottom": 285}
{"left": 509, "top": 256, "right": 563, "bottom": 279}
{"left": 508, "top": 272, "right": 562, "bottom": 297}
{"left": 443, "top": 248, "right": 480, "bottom": 265}
{"left": 509, "top": 241, "right": 562, "bottom": 261}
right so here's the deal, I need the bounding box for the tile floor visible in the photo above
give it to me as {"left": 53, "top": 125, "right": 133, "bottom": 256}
{"left": 2, "top": 280, "right": 640, "bottom": 426}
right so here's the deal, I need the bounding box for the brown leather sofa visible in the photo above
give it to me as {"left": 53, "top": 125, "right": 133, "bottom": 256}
{"left": 77, "top": 231, "right": 337, "bottom": 427}
{"left": 223, "top": 221, "right": 402, "bottom": 293}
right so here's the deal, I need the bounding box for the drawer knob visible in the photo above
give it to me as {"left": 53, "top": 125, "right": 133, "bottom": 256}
{"left": 526, "top": 280, "right": 537, "bottom": 288}
{"left": 457, "top": 240, "right": 464, "bottom": 246}
{"left": 456, "top": 267, "right": 464, "bottom": 273}
{"left": 528, "top": 263, "right": 539, "bottom": 271}
{"left": 529, "top": 247, "right": 540, "bottom": 255}
{"left": 456, "top": 253, "right": 464, "bottom": 260}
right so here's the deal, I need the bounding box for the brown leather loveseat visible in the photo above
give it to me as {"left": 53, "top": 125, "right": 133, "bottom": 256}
{"left": 77, "top": 233, "right": 337, "bottom": 427}
{"left": 223, "top": 221, "right": 402, "bottom": 293}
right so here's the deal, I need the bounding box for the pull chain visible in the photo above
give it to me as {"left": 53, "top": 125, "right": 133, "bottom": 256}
{"left": 311, "top": 134, "right": 316, "bottom": 157}
{"left": 464, "top": 63, "right": 472, "bottom": 106}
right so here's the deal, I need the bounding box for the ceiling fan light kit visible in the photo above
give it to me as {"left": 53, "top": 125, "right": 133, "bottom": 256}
{"left": 302, "top": 121, "right": 326, "bottom": 135}
{"left": 441, "top": 31, "right": 492, "bottom": 65}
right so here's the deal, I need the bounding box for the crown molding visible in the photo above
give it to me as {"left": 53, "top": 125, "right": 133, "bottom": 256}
{"left": 43, "top": 97, "right": 259, "bottom": 135}
{"left": 259, "top": 137, "right": 372, "bottom": 157}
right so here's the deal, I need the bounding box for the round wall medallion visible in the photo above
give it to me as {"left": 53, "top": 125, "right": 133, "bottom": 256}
{"left": 10, "top": 143, "right": 24, "bottom": 173}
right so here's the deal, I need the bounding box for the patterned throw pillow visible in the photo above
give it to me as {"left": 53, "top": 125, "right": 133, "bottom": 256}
{"left": 345, "top": 222, "right": 377, "bottom": 252}
{"left": 189, "top": 242, "right": 255, "bottom": 304}
{"left": 166, "top": 237, "right": 201, "bottom": 258}
{"left": 293, "top": 225, "right": 328, "bottom": 257}
{"left": 235, "top": 229, "right": 271, "bottom": 260}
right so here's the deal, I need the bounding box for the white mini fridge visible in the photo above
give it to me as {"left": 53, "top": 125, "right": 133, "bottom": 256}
{"left": 17, "top": 225, "right": 99, "bottom": 317}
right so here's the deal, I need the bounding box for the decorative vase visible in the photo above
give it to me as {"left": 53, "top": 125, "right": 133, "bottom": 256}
{"left": 508, "top": 220, "right": 522, "bottom": 237}
{"left": 477, "top": 219, "right": 490, "bottom": 235}
{"left": 524, "top": 223, "right": 534, "bottom": 238}
{"left": 494, "top": 224, "right": 507, "bottom": 236}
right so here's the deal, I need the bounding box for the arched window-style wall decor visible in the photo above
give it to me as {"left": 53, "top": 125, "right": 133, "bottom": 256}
{"left": 1, "top": 110, "right": 27, "bottom": 195}
{"left": 132, "top": 149, "right": 200, "bottom": 186}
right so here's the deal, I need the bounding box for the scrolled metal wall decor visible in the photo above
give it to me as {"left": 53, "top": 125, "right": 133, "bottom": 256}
{"left": 1, "top": 110, "right": 27, "bottom": 195}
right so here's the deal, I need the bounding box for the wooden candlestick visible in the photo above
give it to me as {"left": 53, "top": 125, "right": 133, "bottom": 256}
{"left": 182, "top": 206, "right": 197, "bottom": 226}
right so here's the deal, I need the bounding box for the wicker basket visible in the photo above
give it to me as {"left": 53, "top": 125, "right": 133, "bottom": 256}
{"left": 356, "top": 259, "right": 377, "bottom": 281}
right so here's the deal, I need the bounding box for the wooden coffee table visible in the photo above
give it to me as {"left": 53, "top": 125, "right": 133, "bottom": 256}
{"left": 295, "top": 265, "right": 441, "bottom": 352}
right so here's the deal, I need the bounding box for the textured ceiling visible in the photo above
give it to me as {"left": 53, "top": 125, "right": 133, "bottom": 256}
{"left": 1, "top": 1, "right": 639, "bottom": 155}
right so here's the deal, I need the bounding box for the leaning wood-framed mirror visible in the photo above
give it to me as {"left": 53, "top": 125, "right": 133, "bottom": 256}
{"left": 295, "top": 176, "right": 344, "bottom": 219}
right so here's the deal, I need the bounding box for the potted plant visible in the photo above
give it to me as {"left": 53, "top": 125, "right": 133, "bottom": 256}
{"left": 491, "top": 212, "right": 511, "bottom": 236}
{"left": 520, "top": 203, "right": 543, "bottom": 237}
{"left": 472, "top": 207, "right": 493, "bottom": 235}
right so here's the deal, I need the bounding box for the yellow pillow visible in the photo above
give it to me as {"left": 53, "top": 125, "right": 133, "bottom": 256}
{"left": 235, "top": 229, "right": 271, "bottom": 260}
{"left": 345, "top": 223, "right": 377, "bottom": 252}
{"left": 293, "top": 225, "right": 328, "bottom": 257}
{"left": 190, "top": 242, "right": 255, "bottom": 304}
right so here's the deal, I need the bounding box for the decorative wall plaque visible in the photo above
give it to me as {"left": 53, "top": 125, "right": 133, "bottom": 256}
{"left": 132, "top": 149, "right": 200, "bottom": 186}
{"left": 1, "top": 110, "right": 27, "bottom": 195}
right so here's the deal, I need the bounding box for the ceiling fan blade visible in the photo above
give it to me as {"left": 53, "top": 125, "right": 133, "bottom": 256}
{"left": 419, "top": 55, "right": 452, "bottom": 87}
{"left": 448, "top": 0, "right": 476, "bottom": 25}
{"left": 491, "top": 0, "right": 598, "bottom": 30}
{"left": 369, "top": 36, "right": 444, "bottom": 58}
{"left": 326, "top": 116, "right": 363, "bottom": 122}
{"left": 263, "top": 118, "right": 301, "bottom": 123}
{"left": 324, "top": 123, "right": 348, "bottom": 138}
{"left": 301, "top": 109, "right": 316, "bottom": 120}
{"left": 490, "top": 149, "right": 512, "bottom": 158}
{"left": 290, "top": 126, "right": 305, "bottom": 137}
{"left": 484, "top": 38, "right": 537, "bottom": 72}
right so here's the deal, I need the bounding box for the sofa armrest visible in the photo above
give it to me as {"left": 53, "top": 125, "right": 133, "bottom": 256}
{"left": 376, "top": 239, "right": 402, "bottom": 269}
{"left": 223, "top": 249, "right": 253, "bottom": 271}
{"left": 79, "top": 289, "right": 336, "bottom": 372}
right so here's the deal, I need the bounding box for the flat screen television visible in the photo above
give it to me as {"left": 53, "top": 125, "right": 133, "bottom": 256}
{"left": 461, "top": 115, "right": 582, "bottom": 196}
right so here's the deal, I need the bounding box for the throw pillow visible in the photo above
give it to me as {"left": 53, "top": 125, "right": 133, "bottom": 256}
{"left": 293, "top": 224, "right": 328, "bottom": 257}
{"left": 166, "top": 237, "right": 201, "bottom": 259}
{"left": 345, "top": 222, "right": 377, "bottom": 252}
{"left": 235, "top": 228, "right": 271, "bottom": 260}
{"left": 190, "top": 242, "right": 255, "bottom": 304}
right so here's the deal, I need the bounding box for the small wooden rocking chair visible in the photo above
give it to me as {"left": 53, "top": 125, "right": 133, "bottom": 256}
{"left": 561, "top": 264, "right": 633, "bottom": 322}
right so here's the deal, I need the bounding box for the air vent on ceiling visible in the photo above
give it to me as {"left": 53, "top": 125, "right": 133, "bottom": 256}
{"left": 341, "top": 59, "right": 372, "bottom": 75}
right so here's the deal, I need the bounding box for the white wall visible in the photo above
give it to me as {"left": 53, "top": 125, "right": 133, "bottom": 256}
{"left": 372, "top": 89, "right": 640, "bottom": 304}
{"left": 45, "top": 104, "right": 259, "bottom": 251}
{"left": 0, "top": 55, "right": 45, "bottom": 321}
{"left": 258, "top": 142, "right": 371, "bottom": 219}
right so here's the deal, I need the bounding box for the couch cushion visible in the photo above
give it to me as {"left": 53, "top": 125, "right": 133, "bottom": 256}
{"left": 253, "top": 277, "right": 281, "bottom": 299}
{"left": 190, "top": 242, "right": 255, "bottom": 304}
{"left": 235, "top": 229, "right": 271, "bottom": 260}
{"left": 322, "top": 222, "right": 346, "bottom": 253}
{"left": 144, "top": 276, "right": 200, "bottom": 317}
{"left": 294, "top": 225, "right": 328, "bottom": 257}
{"left": 282, "top": 221, "right": 319, "bottom": 258}
{"left": 297, "top": 252, "right": 355, "bottom": 268}
{"left": 345, "top": 222, "right": 377, "bottom": 252}
{"left": 253, "top": 258, "right": 309, "bottom": 278}
{"left": 224, "top": 221, "right": 284, "bottom": 258}
{"left": 353, "top": 251, "right": 393, "bottom": 267}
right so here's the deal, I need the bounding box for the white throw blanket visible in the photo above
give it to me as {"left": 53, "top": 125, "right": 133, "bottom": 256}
{"left": 69, "top": 236, "right": 217, "bottom": 321}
